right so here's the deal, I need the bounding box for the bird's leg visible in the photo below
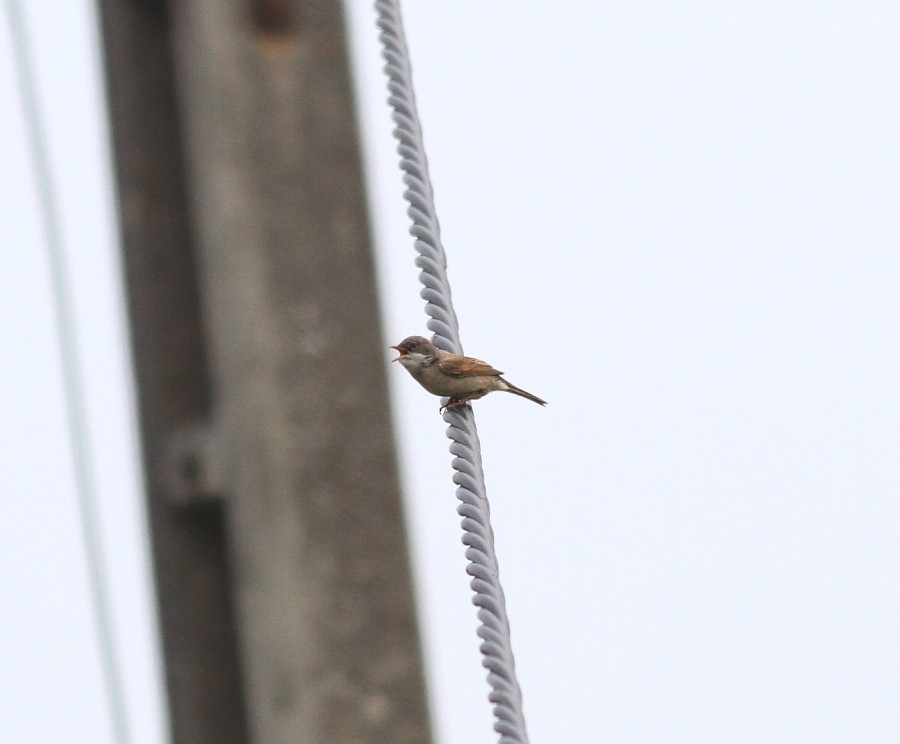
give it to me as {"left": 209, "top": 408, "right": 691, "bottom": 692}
{"left": 440, "top": 397, "right": 472, "bottom": 413}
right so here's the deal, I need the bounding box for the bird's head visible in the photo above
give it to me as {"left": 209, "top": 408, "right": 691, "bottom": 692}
{"left": 390, "top": 335, "right": 437, "bottom": 365}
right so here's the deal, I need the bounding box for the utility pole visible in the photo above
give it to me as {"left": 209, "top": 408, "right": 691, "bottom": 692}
{"left": 96, "top": 2, "right": 432, "bottom": 743}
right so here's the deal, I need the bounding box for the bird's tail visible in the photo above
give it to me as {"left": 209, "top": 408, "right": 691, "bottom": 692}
{"left": 502, "top": 379, "right": 547, "bottom": 406}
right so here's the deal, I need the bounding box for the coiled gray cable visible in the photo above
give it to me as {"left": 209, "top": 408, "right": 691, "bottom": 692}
{"left": 374, "top": 2, "right": 530, "bottom": 742}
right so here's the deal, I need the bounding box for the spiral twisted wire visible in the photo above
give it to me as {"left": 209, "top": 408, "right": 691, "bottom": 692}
{"left": 375, "top": 2, "right": 530, "bottom": 742}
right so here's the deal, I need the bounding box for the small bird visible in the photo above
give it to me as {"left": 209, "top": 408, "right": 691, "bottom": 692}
{"left": 390, "top": 335, "right": 547, "bottom": 412}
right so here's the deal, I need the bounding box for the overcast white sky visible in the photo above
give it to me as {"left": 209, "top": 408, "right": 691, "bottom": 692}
{"left": 3, "top": 1, "right": 900, "bottom": 743}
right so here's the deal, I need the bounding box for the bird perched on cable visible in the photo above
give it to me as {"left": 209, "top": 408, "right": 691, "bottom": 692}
{"left": 391, "top": 335, "right": 547, "bottom": 412}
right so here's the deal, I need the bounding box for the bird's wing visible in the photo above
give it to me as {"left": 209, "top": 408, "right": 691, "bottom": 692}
{"left": 438, "top": 354, "right": 503, "bottom": 378}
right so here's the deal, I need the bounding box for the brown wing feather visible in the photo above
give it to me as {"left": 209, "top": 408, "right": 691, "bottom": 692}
{"left": 438, "top": 354, "right": 503, "bottom": 378}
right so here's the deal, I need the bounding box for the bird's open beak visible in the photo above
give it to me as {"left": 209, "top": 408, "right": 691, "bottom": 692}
{"left": 389, "top": 345, "right": 407, "bottom": 362}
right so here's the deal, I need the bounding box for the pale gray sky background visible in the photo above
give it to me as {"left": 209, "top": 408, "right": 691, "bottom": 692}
{"left": 3, "top": 2, "right": 900, "bottom": 743}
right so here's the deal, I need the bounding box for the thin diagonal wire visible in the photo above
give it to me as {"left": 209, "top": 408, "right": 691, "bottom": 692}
{"left": 6, "top": 4, "right": 130, "bottom": 743}
{"left": 374, "top": 2, "right": 530, "bottom": 742}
